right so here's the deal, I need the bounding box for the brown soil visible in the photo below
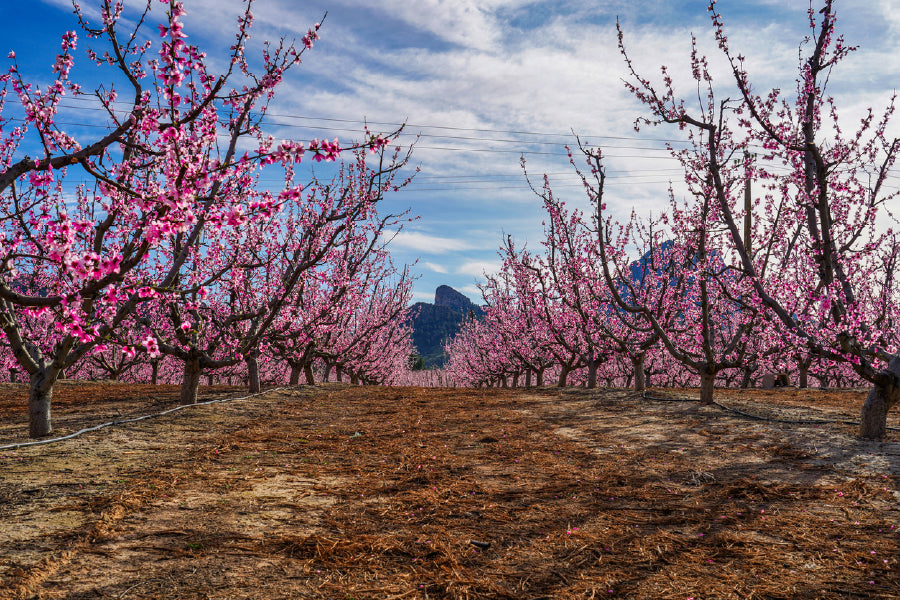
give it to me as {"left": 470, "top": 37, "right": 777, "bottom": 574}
{"left": 0, "top": 384, "right": 898, "bottom": 599}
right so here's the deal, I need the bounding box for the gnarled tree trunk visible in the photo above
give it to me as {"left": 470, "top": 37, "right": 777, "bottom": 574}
{"left": 797, "top": 357, "right": 811, "bottom": 389}
{"left": 181, "top": 357, "right": 202, "bottom": 405}
{"left": 289, "top": 363, "right": 301, "bottom": 385}
{"left": 739, "top": 364, "right": 755, "bottom": 389}
{"left": 860, "top": 356, "right": 900, "bottom": 440}
{"left": 246, "top": 352, "right": 260, "bottom": 394}
{"left": 632, "top": 353, "right": 646, "bottom": 392}
{"left": 586, "top": 358, "right": 602, "bottom": 389}
{"left": 29, "top": 370, "right": 56, "bottom": 438}
{"left": 699, "top": 368, "right": 716, "bottom": 405}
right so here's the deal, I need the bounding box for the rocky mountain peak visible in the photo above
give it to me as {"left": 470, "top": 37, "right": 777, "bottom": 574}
{"left": 434, "top": 285, "right": 474, "bottom": 313}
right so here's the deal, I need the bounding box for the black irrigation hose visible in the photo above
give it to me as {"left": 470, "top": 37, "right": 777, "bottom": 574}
{"left": 710, "top": 400, "right": 850, "bottom": 426}
{"left": 640, "top": 390, "right": 900, "bottom": 431}
{"left": 0, "top": 386, "right": 293, "bottom": 452}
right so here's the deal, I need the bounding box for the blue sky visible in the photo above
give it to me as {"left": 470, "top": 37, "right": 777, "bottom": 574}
{"left": 6, "top": 0, "right": 900, "bottom": 304}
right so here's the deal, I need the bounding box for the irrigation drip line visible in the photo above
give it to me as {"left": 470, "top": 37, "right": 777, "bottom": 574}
{"left": 640, "top": 390, "right": 900, "bottom": 431}
{"left": 710, "top": 401, "right": 852, "bottom": 426}
{"left": 3, "top": 387, "right": 896, "bottom": 453}
{"left": 0, "top": 386, "right": 293, "bottom": 452}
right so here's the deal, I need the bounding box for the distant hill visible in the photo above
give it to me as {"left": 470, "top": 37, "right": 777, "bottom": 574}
{"left": 407, "top": 286, "right": 483, "bottom": 368}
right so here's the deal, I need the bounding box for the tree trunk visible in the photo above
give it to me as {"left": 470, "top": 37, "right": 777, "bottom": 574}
{"left": 557, "top": 365, "right": 569, "bottom": 387}
{"left": 536, "top": 369, "right": 544, "bottom": 387}
{"left": 323, "top": 363, "right": 333, "bottom": 382}
{"left": 739, "top": 366, "right": 754, "bottom": 389}
{"left": 246, "top": 352, "right": 260, "bottom": 394}
{"left": 860, "top": 356, "right": 900, "bottom": 439}
{"left": 10, "top": 368, "right": 18, "bottom": 383}
{"left": 304, "top": 362, "right": 315, "bottom": 384}
{"left": 206, "top": 373, "right": 214, "bottom": 386}
{"left": 633, "top": 353, "right": 646, "bottom": 392}
{"left": 511, "top": 372, "right": 519, "bottom": 388}
{"left": 350, "top": 373, "right": 359, "bottom": 385}
{"left": 29, "top": 371, "right": 55, "bottom": 438}
{"left": 180, "top": 358, "right": 202, "bottom": 405}
{"left": 289, "top": 364, "right": 301, "bottom": 385}
{"left": 335, "top": 367, "right": 343, "bottom": 383}
{"left": 699, "top": 369, "right": 716, "bottom": 405}
{"left": 500, "top": 376, "right": 508, "bottom": 388}
{"left": 151, "top": 361, "right": 159, "bottom": 385}
{"left": 798, "top": 360, "right": 810, "bottom": 389}
{"left": 586, "top": 360, "right": 599, "bottom": 389}
{"left": 525, "top": 370, "right": 532, "bottom": 388}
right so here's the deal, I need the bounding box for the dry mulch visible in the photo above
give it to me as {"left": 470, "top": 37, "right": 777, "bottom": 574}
{"left": 0, "top": 383, "right": 898, "bottom": 599}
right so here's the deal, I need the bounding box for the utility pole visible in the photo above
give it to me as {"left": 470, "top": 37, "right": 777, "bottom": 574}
{"left": 738, "top": 150, "right": 756, "bottom": 388}
{"left": 738, "top": 150, "right": 756, "bottom": 256}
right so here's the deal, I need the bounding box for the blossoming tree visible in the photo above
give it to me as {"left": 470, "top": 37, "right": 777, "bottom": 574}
{"left": 0, "top": 0, "right": 391, "bottom": 436}
{"left": 618, "top": 0, "right": 899, "bottom": 437}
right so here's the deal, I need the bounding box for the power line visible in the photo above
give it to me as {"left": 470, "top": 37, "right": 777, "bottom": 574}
{"left": 52, "top": 97, "right": 697, "bottom": 144}
{"left": 414, "top": 168, "right": 686, "bottom": 178}
{"left": 395, "top": 180, "right": 678, "bottom": 192}
{"left": 412, "top": 145, "right": 677, "bottom": 158}
{"left": 6, "top": 104, "right": 898, "bottom": 177}
{"left": 25, "top": 116, "right": 689, "bottom": 152}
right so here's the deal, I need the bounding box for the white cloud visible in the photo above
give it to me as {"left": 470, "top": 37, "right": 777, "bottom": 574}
{"left": 410, "top": 291, "right": 435, "bottom": 303}
{"left": 390, "top": 231, "right": 473, "bottom": 254}
{"left": 456, "top": 260, "right": 501, "bottom": 278}
{"left": 337, "top": 0, "right": 540, "bottom": 52}
{"left": 424, "top": 261, "right": 448, "bottom": 273}
{"left": 459, "top": 285, "right": 485, "bottom": 300}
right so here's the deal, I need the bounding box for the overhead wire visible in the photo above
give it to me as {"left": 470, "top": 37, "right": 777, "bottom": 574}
{"left": 51, "top": 96, "right": 697, "bottom": 144}
{"left": 4, "top": 103, "right": 898, "bottom": 195}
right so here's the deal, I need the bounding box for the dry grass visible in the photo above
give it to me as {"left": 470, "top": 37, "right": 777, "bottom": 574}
{"left": 0, "top": 384, "right": 897, "bottom": 599}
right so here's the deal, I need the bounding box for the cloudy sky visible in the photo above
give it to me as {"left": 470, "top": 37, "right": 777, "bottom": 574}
{"left": 7, "top": 0, "right": 900, "bottom": 303}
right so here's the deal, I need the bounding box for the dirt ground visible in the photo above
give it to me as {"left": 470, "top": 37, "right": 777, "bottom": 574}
{"left": 0, "top": 383, "right": 898, "bottom": 599}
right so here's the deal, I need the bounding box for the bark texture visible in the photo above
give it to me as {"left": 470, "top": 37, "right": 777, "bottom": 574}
{"left": 699, "top": 369, "right": 716, "bottom": 405}
{"left": 859, "top": 356, "right": 900, "bottom": 439}
{"left": 29, "top": 372, "right": 54, "bottom": 438}
{"left": 246, "top": 353, "right": 260, "bottom": 394}
{"left": 557, "top": 366, "right": 569, "bottom": 388}
{"left": 633, "top": 354, "right": 646, "bottom": 392}
{"left": 180, "top": 358, "right": 202, "bottom": 405}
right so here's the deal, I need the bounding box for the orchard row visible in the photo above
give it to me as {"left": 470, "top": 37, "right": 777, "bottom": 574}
{"left": 0, "top": 0, "right": 418, "bottom": 438}
{"left": 2, "top": 0, "right": 897, "bottom": 442}
{"left": 443, "top": 1, "right": 899, "bottom": 440}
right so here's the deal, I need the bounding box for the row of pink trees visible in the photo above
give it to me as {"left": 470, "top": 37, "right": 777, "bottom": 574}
{"left": 614, "top": 0, "right": 900, "bottom": 439}
{"left": 446, "top": 0, "right": 897, "bottom": 439}
{"left": 0, "top": 0, "right": 417, "bottom": 437}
